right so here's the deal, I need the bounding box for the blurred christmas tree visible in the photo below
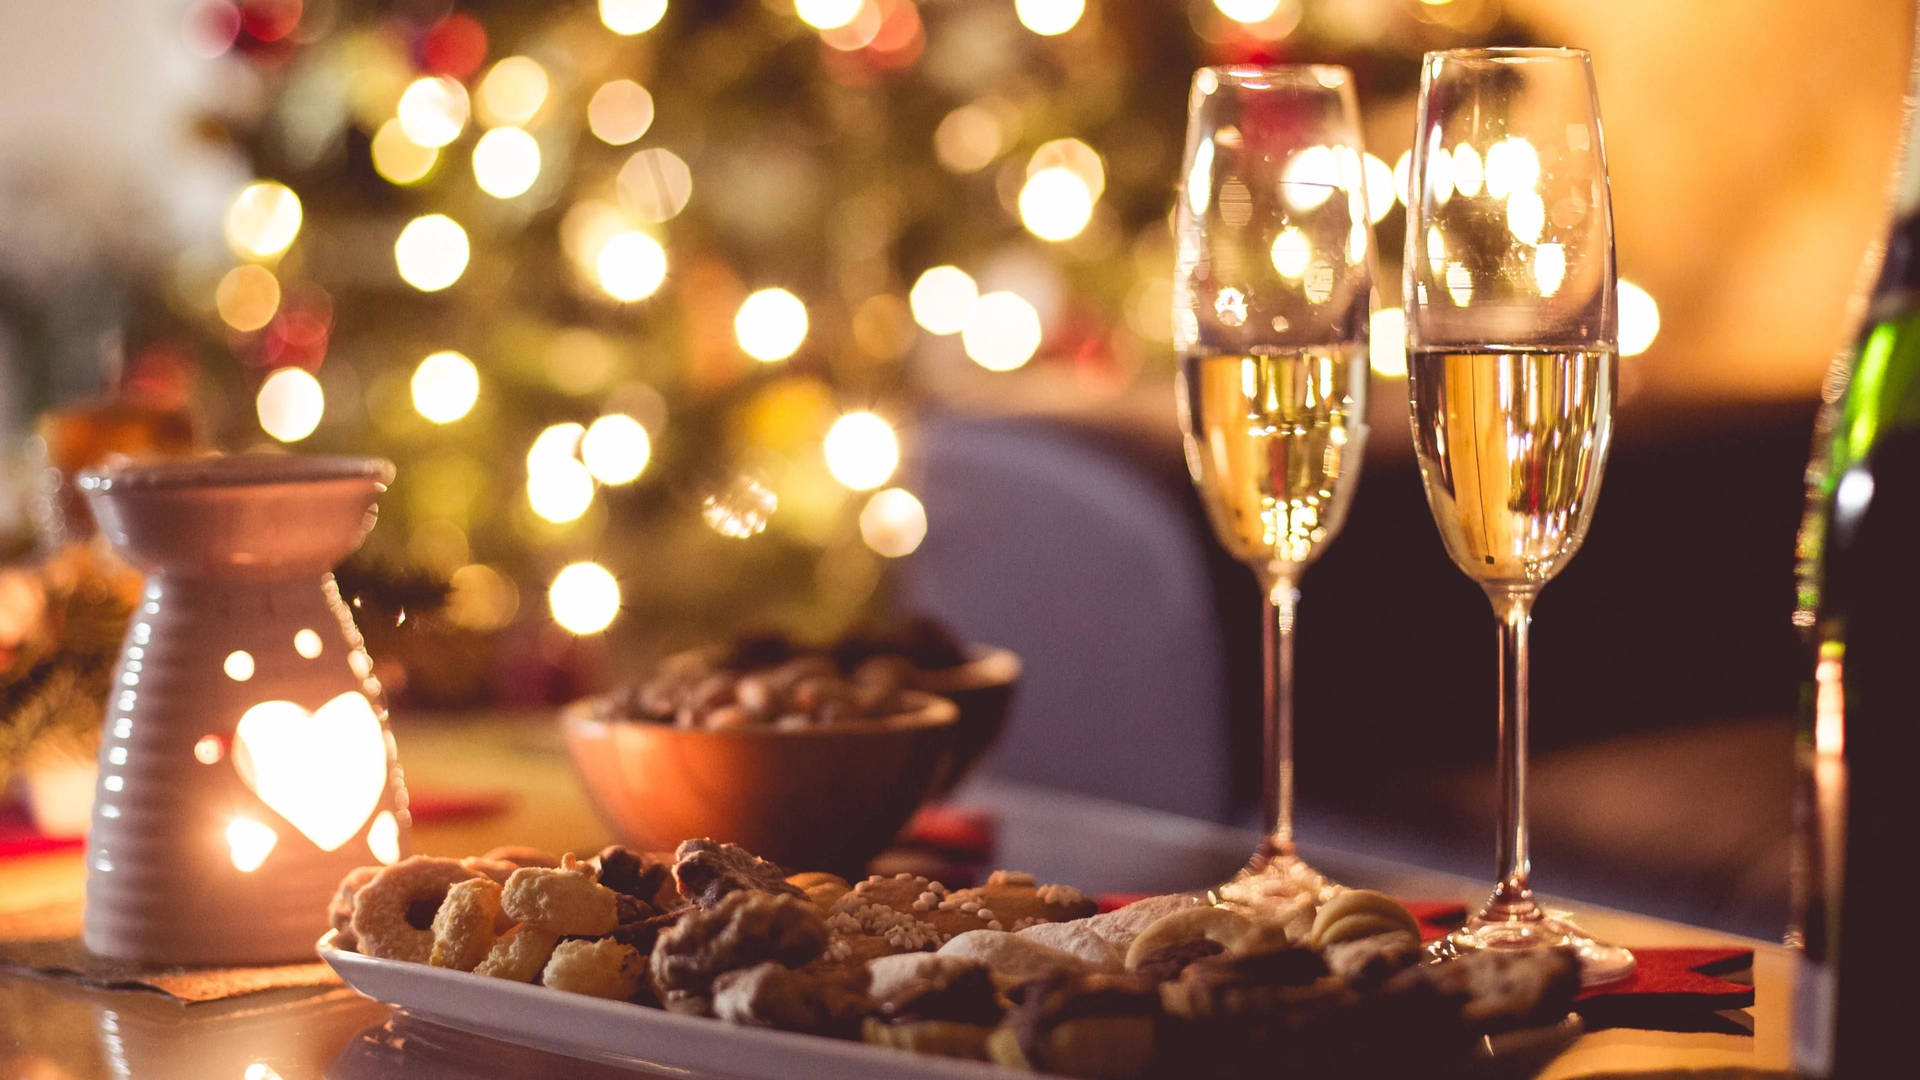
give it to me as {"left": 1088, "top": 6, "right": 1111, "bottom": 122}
{"left": 159, "top": 0, "right": 1518, "bottom": 700}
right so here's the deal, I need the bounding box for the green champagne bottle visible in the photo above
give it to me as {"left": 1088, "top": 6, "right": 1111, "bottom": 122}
{"left": 1791, "top": 35, "right": 1920, "bottom": 1078}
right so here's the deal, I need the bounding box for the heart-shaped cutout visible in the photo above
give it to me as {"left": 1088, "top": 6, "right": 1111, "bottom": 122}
{"left": 232, "top": 691, "right": 387, "bottom": 853}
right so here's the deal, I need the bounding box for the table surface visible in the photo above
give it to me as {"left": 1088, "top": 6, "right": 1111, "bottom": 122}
{"left": 0, "top": 713, "right": 1794, "bottom": 1080}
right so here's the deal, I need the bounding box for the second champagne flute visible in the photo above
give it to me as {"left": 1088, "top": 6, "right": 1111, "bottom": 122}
{"left": 1173, "top": 65, "right": 1375, "bottom": 903}
{"left": 1403, "top": 46, "right": 1633, "bottom": 983}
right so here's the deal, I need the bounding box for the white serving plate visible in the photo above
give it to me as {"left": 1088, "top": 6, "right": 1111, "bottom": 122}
{"left": 319, "top": 931, "right": 1581, "bottom": 1080}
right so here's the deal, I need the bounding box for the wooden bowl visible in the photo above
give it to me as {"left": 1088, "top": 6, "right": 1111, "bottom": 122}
{"left": 910, "top": 646, "right": 1021, "bottom": 795}
{"left": 561, "top": 691, "right": 959, "bottom": 874}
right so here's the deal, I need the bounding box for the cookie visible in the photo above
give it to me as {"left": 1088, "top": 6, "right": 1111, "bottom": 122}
{"left": 989, "top": 972, "right": 1160, "bottom": 1080}
{"left": 1078, "top": 893, "right": 1207, "bottom": 952}
{"left": 937, "top": 870, "right": 1096, "bottom": 934}
{"left": 788, "top": 871, "right": 851, "bottom": 911}
{"left": 542, "top": 938, "right": 647, "bottom": 1001}
{"left": 712, "top": 961, "right": 869, "bottom": 1036}
{"left": 864, "top": 1017, "right": 995, "bottom": 1060}
{"left": 867, "top": 952, "right": 1001, "bottom": 1026}
{"left": 1307, "top": 889, "right": 1420, "bottom": 946}
{"left": 501, "top": 863, "right": 620, "bottom": 937}
{"left": 672, "top": 838, "right": 806, "bottom": 908}
{"left": 328, "top": 866, "right": 381, "bottom": 951}
{"left": 938, "top": 930, "right": 1094, "bottom": 988}
{"left": 651, "top": 889, "right": 829, "bottom": 995}
{"left": 1015, "top": 919, "right": 1126, "bottom": 970}
{"left": 826, "top": 874, "right": 952, "bottom": 951}
{"left": 473, "top": 925, "right": 562, "bottom": 983}
{"left": 1387, "top": 946, "right": 1579, "bottom": 1033}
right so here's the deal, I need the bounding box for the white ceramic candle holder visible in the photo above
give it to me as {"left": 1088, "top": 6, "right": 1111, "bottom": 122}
{"left": 78, "top": 455, "right": 410, "bottom": 965}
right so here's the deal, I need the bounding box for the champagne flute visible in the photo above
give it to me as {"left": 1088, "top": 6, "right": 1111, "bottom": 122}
{"left": 1403, "top": 47, "right": 1633, "bottom": 983}
{"left": 1173, "top": 65, "right": 1374, "bottom": 903}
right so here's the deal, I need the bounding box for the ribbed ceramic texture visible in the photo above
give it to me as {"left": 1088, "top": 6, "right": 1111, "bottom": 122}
{"left": 82, "top": 458, "right": 408, "bottom": 966}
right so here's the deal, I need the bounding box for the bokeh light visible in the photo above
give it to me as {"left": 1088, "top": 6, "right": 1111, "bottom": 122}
{"left": 599, "top": 0, "right": 667, "bottom": 35}
{"left": 1280, "top": 144, "right": 1339, "bottom": 212}
{"left": 1362, "top": 152, "right": 1394, "bottom": 224}
{"left": 477, "top": 56, "right": 549, "bottom": 126}
{"left": 702, "top": 474, "right": 778, "bottom": 538}
{"left": 1269, "top": 226, "right": 1311, "bottom": 279}
{"left": 581, "top": 413, "right": 651, "bottom": 484}
{"left": 859, "top": 487, "right": 927, "bottom": 557}
{"left": 1452, "top": 143, "right": 1484, "bottom": 198}
{"left": 595, "top": 231, "right": 668, "bottom": 301}
{"left": 934, "top": 104, "right": 1003, "bottom": 173}
{"left": 795, "top": 0, "right": 862, "bottom": 31}
{"left": 588, "top": 80, "right": 655, "bottom": 145}
{"left": 549, "top": 562, "right": 620, "bottom": 635}
{"left": 824, "top": 411, "right": 900, "bottom": 491}
{"left": 226, "top": 817, "right": 278, "bottom": 873}
{"left": 396, "top": 76, "right": 470, "bottom": 148}
{"left": 1533, "top": 243, "right": 1567, "bottom": 298}
{"left": 1029, "top": 137, "right": 1105, "bottom": 199}
{"left": 909, "top": 266, "right": 977, "bottom": 335}
{"left": 256, "top": 367, "right": 324, "bottom": 442}
{"left": 961, "top": 291, "right": 1043, "bottom": 371}
{"left": 394, "top": 215, "right": 470, "bottom": 291}
{"left": 1214, "top": 0, "right": 1282, "bottom": 21}
{"left": 1483, "top": 136, "right": 1540, "bottom": 200}
{"left": 371, "top": 120, "right": 437, "bottom": 185}
{"left": 472, "top": 126, "right": 541, "bottom": 198}
{"left": 735, "top": 288, "right": 809, "bottom": 362}
{"left": 215, "top": 264, "right": 281, "bottom": 332}
{"left": 1619, "top": 280, "right": 1661, "bottom": 357}
{"left": 528, "top": 457, "right": 595, "bottom": 523}
{"left": 1015, "top": 0, "right": 1083, "bottom": 36}
{"left": 1018, "top": 167, "right": 1094, "bottom": 242}
{"left": 616, "top": 147, "right": 692, "bottom": 221}
{"left": 411, "top": 350, "right": 479, "bottom": 424}
{"left": 225, "top": 181, "right": 302, "bottom": 259}
{"left": 447, "top": 564, "right": 519, "bottom": 632}
{"left": 528, "top": 422, "right": 585, "bottom": 471}
{"left": 1506, "top": 189, "right": 1546, "bottom": 245}
{"left": 1369, "top": 307, "right": 1408, "bottom": 378}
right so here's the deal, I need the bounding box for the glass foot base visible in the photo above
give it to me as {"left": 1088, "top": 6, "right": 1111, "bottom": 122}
{"left": 1213, "top": 853, "right": 1337, "bottom": 911}
{"left": 1429, "top": 911, "right": 1636, "bottom": 988}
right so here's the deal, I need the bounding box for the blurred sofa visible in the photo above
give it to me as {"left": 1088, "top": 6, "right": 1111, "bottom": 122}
{"left": 901, "top": 396, "right": 1813, "bottom": 939}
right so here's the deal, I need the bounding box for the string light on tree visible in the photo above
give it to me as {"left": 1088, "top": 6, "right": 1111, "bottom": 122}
{"left": 256, "top": 367, "right": 324, "bottom": 442}
{"left": 410, "top": 351, "right": 480, "bottom": 424}
{"left": 396, "top": 76, "right": 470, "bottom": 148}
{"left": 1015, "top": 0, "right": 1084, "bottom": 36}
{"left": 795, "top": 0, "right": 863, "bottom": 31}
{"left": 1019, "top": 167, "right": 1094, "bottom": 242}
{"left": 581, "top": 413, "right": 651, "bottom": 484}
{"left": 1619, "top": 280, "right": 1661, "bottom": 356}
{"left": 477, "top": 56, "right": 549, "bottom": 126}
{"left": 616, "top": 148, "right": 692, "bottom": 221}
{"left": 394, "top": 214, "right": 470, "bottom": 291}
{"left": 589, "top": 80, "right": 655, "bottom": 145}
{"left": 961, "top": 292, "right": 1043, "bottom": 371}
{"left": 528, "top": 422, "right": 586, "bottom": 470}
{"left": 1362, "top": 153, "right": 1395, "bottom": 224}
{"left": 859, "top": 487, "right": 927, "bottom": 557}
{"left": 909, "top": 266, "right": 977, "bottom": 335}
{"left": 1369, "top": 307, "right": 1408, "bottom": 378}
{"left": 823, "top": 411, "right": 900, "bottom": 491}
{"left": 599, "top": 0, "right": 667, "bottom": 34}
{"left": 595, "top": 230, "right": 667, "bottom": 301}
{"left": 472, "top": 126, "right": 541, "bottom": 198}
{"left": 549, "top": 562, "right": 620, "bottom": 635}
{"left": 370, "top": 120, "right": 437, "bottom": 185}
{"left": 527, "top": 457, "right": 595, "bottom": 523}
{"left": 225, "top": 181, "right": 302, "bottom": 259}
{"left": 735, "top": 288, "right": 809, "bottom": 362}
{"left": 1215, "top": 0, "right": 1283, "bottom": 25}
{"left": 215, "top": 264, "right": 281, "bottom": 332}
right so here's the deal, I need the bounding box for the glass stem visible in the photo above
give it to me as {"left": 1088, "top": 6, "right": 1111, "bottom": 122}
{"left": 1486, "top": 586, "right": 1540, "bottom": 921}
{"left": 1261, "top": 575, "right": 1301, "bottom": 862}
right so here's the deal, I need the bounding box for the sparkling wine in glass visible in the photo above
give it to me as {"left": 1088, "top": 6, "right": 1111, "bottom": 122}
{"left": 1173, "top": 65, "right": 1375, "bottom": 903}
{"left": 1404, "top": 46, "right": 1633, "bottom": 983}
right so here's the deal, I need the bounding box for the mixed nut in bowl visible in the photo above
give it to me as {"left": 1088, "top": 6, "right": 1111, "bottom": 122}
{"left": 562, "top": 647, "right": 960, "bottom": 875}
{"left": 724, "top": 620, "right": 1021, "bottom": 793}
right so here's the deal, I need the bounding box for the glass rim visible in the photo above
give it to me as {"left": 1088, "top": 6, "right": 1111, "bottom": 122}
{"left": 1195, "top": 63, "right": 1352, "bottom": 89}
{"left": 1426, "top": 46, "right": 1592, "bottom": 64}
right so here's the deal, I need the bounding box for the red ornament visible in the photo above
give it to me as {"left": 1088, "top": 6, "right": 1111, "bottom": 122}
{"left": 240, "top": 0, "right": 302, "bottom": 44}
